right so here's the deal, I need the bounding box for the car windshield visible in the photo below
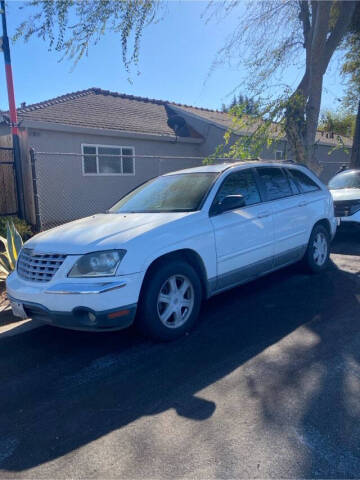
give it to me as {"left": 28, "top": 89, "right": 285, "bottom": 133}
{"left": 109, "top": 172, "right": 218, "bottom": 213}
{"left": 328, "top": 170, "right": 360, "bottom": 190}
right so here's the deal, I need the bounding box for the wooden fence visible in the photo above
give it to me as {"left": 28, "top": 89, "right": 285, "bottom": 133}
{"left": 0, "top": 145, "right": 17, "bottom": 216}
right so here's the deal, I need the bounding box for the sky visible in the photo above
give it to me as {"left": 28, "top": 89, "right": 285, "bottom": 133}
{"left": 0, "top": 0, "right": 347, "bottom": 113}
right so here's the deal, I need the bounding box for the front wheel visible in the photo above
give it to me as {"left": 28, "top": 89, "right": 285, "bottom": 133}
{"left": 137, "top": 260, "right": 202, "bottom": 341}
{"left": 303, "top": 224, "right": 330, "bottom": 273}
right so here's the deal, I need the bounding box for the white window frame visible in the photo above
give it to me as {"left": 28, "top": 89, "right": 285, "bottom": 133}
{"left": 81, "top": 143, "right": 135, "bottom": 176}
{"left": 275, "top": 150, "right": 283, "bottom": 161}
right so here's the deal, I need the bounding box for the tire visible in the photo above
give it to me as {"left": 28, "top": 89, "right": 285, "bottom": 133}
{"left": 137, "top": 260, "right": 202, "bottom": 341}
{"left": 303, "top": 224, "right": 330, "bottom": 273}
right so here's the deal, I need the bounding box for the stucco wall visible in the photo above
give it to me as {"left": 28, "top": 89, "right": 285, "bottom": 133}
{"left": 28, "top": 128, "right": 204, "bottom": 228}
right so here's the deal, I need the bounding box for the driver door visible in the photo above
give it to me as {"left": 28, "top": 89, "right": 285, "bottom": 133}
{"left": 209, "top": 168, "right": 274, "bottom": 291}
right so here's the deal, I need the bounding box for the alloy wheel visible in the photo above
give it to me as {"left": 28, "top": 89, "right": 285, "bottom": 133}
{"left": 157, "top": 274, "right": 195, "bottom": 328}
{"left": 313, "top": 232, "right": 328, "bottom": 266}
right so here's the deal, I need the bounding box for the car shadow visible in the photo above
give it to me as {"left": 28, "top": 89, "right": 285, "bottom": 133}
{"left": 331, "top": 228, "right": 360, "bottom": 256}
{"left": 0, "top": 258, "right": 359, "bottom": 477}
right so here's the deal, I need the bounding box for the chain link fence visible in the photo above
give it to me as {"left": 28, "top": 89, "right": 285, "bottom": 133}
{"left": 31, "top": 151, "right": 219, "bottom": 231}
{"left": 29, "top": 150, "right": 350, "bottom": 231}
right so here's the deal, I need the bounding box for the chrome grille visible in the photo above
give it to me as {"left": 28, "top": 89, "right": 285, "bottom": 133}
{"left": 17, "top": 249, "right": 66, "bottom": 283}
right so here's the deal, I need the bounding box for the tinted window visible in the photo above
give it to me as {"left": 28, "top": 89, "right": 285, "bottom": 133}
{"left": 328, "top": 170, "right": 360, "bottom": 190}
{"left": 109, "top": 173, "right": 217, "bottom": 213}
{"left": 214, "top": 170, "right": 261, "bottom": 207}
{"left": 290, "top": 169, "right": 320, "bottom": 193}
{"left": 285, "top": 169, "right": 301, "bottom": 194}
{"left": 257, "top": 167, "right": 292, "bottom": 201}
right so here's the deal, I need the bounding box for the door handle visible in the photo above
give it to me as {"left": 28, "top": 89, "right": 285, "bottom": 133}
{"left": 297, "top": 201, "right": 307, "bottom": 207}
{"left": 257, "top": 211, "right": 271, "bottom": 218}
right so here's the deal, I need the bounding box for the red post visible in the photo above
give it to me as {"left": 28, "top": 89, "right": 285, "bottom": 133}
{"left": 1, "top": 0, "right": 24, "bottom": 218}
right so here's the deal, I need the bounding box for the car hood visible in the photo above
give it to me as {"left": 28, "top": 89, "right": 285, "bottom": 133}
{"left": 330, "top": 188, "right": 360, "bottom": 201}
{"left": 25, "top": 212, "right": 195, "bottom": 254}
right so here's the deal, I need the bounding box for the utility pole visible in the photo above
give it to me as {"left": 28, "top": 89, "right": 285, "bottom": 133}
{"left": 350, "top": 99, "right": 360, "bottom": 169}
{"left": 0, "top": 0, "right": 25, "bottom": 219}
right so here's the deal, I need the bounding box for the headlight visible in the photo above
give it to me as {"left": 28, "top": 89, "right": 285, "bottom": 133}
{"left": 68, "top": 250, "right": 126, "bottom": 278}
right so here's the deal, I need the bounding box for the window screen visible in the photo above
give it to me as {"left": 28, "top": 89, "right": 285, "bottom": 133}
{"left": 83, "top": 146, "right": 97, "bottom": 174}
{"left": 82, "top": 145, "right": 135, "bottom": 175}
{"left": 257, "top": 167, "right": 292, "bottom": 201}
{"left": 214, "top": 170, "right": 261, "bottom": 206}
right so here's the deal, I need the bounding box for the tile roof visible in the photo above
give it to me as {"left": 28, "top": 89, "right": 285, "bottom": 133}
{"left": 174, "top": 105, "right": 233, "bottom": 129}
{"left": 175, "top": 104, "right": 353, "bottom": 148}
{"left": 14, "top": 88, "right": 187, "bottom": 137}
{"left": 2, "top": 87, "right": 353, "bottom": 147}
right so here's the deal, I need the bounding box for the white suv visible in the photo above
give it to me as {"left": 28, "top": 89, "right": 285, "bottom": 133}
{"left": 328, "top": 169, "right": 360, "bottom": 227}
{"left": 7, "top": 161, "right": 336, "bottom": 340}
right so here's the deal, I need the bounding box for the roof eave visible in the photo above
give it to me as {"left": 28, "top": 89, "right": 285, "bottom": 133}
{"left": 169, "top": 104, "right": 230, "bottom": 132}
{"left": 21, "top": 119, "right": 204, "bottom": 144}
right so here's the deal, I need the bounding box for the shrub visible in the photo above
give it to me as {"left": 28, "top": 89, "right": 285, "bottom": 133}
{"left": 0, "top": 216, "right": 32, "bottom": 240}
{"left": 0, "top": 221, "right": 23, "bottom": 280}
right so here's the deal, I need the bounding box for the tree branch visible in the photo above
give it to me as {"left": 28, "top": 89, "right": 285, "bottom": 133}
{"left": 320, "top": 1, "right": 357, "bottom": 73}
{"left": 299, "top": 0, "right": 310, "bottom": 49}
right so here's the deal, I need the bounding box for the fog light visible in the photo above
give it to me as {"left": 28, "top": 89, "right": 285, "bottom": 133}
{"left": 88, "top": 312, "right": 96, "bottom": 322}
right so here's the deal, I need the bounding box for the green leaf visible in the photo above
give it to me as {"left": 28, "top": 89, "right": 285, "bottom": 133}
{"left": 0, "top": 252, "right": 11, "bottom": 278}
{"left": 0, "top": 265, "right": 8, "bottom": 280}
{"left": 10, "top": 220, "right": 23, "bottom": 257}
{"left": 6, "top": 222, "right": 17, "bottom": 267}
{"left": 0, "top": 252, "right": 11, "bottom": 272}
{"left": 0, "top": 234, "right": 7, "bottom": 250}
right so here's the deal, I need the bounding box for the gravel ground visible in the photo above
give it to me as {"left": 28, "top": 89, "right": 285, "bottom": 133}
{"left": 0, "top": 229, "right": 360, "bottom": 479}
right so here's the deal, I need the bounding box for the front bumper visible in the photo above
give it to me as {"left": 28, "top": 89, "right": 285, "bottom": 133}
{"left": 330, "top": 217, "right": 337, "bottom": 240}
{"left": 8, "top": 295, "right": 137, "bottom": 331}
{"left": 337, "top": 210, "right": 360, "bottom": 225}
{"left": 6, "top": 270, "right": 143, "bottom": 331}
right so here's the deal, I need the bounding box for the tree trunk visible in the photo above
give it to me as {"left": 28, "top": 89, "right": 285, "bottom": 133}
{"left": 284, "top": 1, "right": 356, "bottom": 172}
{"left": 350, "top": 99, "right": 360, "bottom": 168}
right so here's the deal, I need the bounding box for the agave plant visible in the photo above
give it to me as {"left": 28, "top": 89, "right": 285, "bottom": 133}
{"left": 0, "top": 221, "right": 23, "bottom": 280}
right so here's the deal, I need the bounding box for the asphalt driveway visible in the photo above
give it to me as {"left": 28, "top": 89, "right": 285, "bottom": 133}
{"left": 1, "top": 229, "right": 360, "bottom": 479}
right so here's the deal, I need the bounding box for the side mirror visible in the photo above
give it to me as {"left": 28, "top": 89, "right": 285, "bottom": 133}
{"left": 215, "top": 194, "right": 246, "bottom": 214}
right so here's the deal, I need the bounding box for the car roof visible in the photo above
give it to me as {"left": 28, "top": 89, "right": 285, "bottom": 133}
{"left": 163, "top": 160, "right": 308, "bottom": 175}
{"left": 333, "top": 169, "right": 360, "bottom": 176}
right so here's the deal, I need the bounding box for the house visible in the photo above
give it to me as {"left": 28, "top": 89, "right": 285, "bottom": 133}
{"left": 0, "top": 88, "right": 352, "bottom": 229}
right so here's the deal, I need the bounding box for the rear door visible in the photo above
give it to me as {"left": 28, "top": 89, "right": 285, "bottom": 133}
{"left": 287, "top": 167, "right": 326, "bottom": 235}
{"left": 209, "top": 168, "right": 274, "bottom": 292}
{"left": 256, "top": 166, "right": 307, "bottom": 267}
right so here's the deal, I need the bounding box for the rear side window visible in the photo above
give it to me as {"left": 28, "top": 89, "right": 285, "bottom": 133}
{"left": 285, "top": 169, "right": 301, "bottom": 194}
{"left": 290, "top": 169, "right": 320, "bottom": 193}
{"left": 214, "top": 169, "right": 261, "bottom": 206}
{"left": 256, "top": 167, "right": 292, "bottom": 201}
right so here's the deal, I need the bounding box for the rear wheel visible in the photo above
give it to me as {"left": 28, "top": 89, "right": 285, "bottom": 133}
{"left": 303, "top": 224, "right": 330, "bottom": 273}
{"left": 137, "top": 260, "right": 202, "bottom": 341}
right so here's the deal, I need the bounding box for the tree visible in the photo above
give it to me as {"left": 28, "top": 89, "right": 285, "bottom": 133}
{"left": 319, "top": 110, "right": 355, "bottom": 137}
{"left": 341, "top": 3, "right": 360, "bottom": 113}
{"left": 351, "top": 101, "right": 360, "bottom": 168}
{"left": 341, "top": 3, "right": 360, "bottom": 167}
{"left": 12, "top": 1, "right": 358, "bottom": 170}
{"left": 221, "top": 94, "right": 260, "bottom": 115}
{"left": 12, "top": 1, "right": 159, "bottom": 71}
{"left": 207, "top": 1, "right": 357, "bottom": 170}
